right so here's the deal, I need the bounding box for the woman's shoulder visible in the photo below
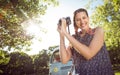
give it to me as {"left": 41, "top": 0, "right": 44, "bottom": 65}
{"left": 94, "top": 26, "right": 104, "bottom": 34}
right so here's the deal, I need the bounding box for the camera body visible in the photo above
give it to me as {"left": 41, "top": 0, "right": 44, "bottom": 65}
{"left": 58, "top": 17, "right": 71, "bottom": 26}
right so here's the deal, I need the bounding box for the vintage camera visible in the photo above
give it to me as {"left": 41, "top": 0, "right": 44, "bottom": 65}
{"left": 58, "top": 17, "right": 71, "bottom": 26}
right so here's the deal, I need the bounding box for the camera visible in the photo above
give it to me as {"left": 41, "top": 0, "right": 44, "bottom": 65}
{"left": 58, "top": 17, "right": 71, "bottom": 26}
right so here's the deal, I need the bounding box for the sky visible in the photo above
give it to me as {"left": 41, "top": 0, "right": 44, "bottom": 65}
{"left": 25, "top": 0, "right": 103, "bottom": 55}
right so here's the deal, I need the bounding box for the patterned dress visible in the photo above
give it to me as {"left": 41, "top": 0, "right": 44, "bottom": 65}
{"left": 71, "top": 29, "right": 114, "bottom": 75}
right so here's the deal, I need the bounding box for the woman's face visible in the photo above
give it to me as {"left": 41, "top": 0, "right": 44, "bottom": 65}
{"left": 75, "top": 12, "right": 89, "bottom": 31}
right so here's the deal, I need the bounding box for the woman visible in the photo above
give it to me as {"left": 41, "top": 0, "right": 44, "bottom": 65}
{"left": 57, "top": 8, "right": 114, "bottom": 75}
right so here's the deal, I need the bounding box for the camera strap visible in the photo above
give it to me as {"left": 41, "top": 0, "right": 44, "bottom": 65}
{"left": 68, "top": 25, "right": 70, "bottom": 34}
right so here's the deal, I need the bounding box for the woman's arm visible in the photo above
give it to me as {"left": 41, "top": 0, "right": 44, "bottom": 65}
{"left": 64, "top": 27, "right": 104, "bottom": 60}
{"left": 57, "top": 20, "right": 72, "bottom": 64}
{"left": 59, "top": 35, "right": 72, "bottom": 64}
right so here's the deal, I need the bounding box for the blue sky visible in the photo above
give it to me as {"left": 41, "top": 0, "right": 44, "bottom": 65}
{"left": 26, "top": 0, "right": 103, "bottom": 55}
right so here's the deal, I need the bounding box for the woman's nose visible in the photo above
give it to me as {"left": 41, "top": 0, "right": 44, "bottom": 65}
{"left": 80, "top": 19, "right": 84, "bottom": 24}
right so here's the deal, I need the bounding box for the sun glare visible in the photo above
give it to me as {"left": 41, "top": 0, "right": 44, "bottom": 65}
{"left": 26, "top": 24, "right": 40, "bottom": 36}
{"left": 21, "top": 18, "right": 47, "bottom": 55}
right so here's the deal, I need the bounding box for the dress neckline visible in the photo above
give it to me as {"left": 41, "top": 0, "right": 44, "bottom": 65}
{"left": 78, "top": 28, "right": 95, "bottom": 37}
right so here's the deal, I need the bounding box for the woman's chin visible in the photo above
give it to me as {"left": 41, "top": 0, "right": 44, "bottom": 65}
{"left": 81, "top": 26, "right": 89, "bottom": 31}
{"left": 81, "top": 27, "right": 86, "bottom": 30}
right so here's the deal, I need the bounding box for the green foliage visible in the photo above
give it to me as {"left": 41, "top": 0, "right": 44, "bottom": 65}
{"left": 115, "top": 72, "right": 120, "bottom": 75}
{"left": 0, "top": 50, "right": 10, "bottom": 74}
{"left": 0, "top": 47, "right": 56, "bottom": 75}
{"left": 34, "top": 50, "right": 49, "bottom": 75}
{"left": 0, "top": 0, "right": 59, "bottom": 51}
{"left": 10, "top": 0, "right": 59, "bottom": 17}
{"left": 109, "top": 49, "right": 120, "bottom": 72}
{"left": 0, "top": 0, "right": 59, "bottom": 74}
{"left": 0, "top": 50, "right": 10, "bottom": 65}
{"left": 2, "top": 51, "right": 34, "bottom": 75}
{"left": 0, "top": 0, "right": 59, "bottom": 69}
{"left": 91, "top": 0, "right": 120, "bottom": 50}
{"left": 90, "top": 0, "right": 120, "bottom": 71}
{"left": 0, "top": 13, "right": 32, "bottom": 51}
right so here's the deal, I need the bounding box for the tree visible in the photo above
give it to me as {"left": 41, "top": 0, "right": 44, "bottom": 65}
{"left": 2, "top": 52, "right": 34, "bottom": 75}
{"left": 90, "top": 0, "right": 120, "bottom": 71}
{"left": 0, "top": 0, "right": 59, "bottom": 51}
{"left": 0, "top": 0, "right": 59, "bottom": 69}
{"left": 34, "top": 50, "right": 49, "bottom": 75}
{"left": 90, "top": 0, "right": 120, "bottom": 50}
{"left": 0, "top": 50, "right": 10, "bottom": 74}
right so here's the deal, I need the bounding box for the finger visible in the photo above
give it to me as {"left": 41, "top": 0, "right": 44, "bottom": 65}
{"left": 61, "top": 18, "right": 66, "bottom": 25}
{"left": 57, "top": 25, "right": 61, "bottom": 30}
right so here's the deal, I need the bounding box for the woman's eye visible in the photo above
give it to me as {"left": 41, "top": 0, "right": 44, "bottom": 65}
{"left": 83, "top": 16, "right": 86, "bottom": 19}
{"left": 76, "top": 19, "right": 80, "bottom": 21}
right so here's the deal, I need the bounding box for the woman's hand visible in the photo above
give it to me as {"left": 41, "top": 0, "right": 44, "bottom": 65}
{"left": 61, "top": 18, "right": 67, "bottom": 34}
{"left": 57, "top": 24, "right": 64, "bottom": 36}
{"left": 57, "top": 18, "right": 67, "bottom": 36}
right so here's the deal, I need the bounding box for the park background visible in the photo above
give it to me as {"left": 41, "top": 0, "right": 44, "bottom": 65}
{"left": 0, "top": 0, "right": 120, "bottom": 75}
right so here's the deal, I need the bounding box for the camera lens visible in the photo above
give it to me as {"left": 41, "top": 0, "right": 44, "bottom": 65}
{"left": 58, "top": 19, "right": 62, "bottom": 26}
{"left": 66, "top": 17, "right": 71, "bottom": 25}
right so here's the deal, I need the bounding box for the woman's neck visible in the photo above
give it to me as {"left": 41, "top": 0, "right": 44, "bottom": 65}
{"left": 80, "top": 27, "right": 92, "bottom": 37}
{"left": 82, "top": 27, "right": 91, "bottom": 33}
